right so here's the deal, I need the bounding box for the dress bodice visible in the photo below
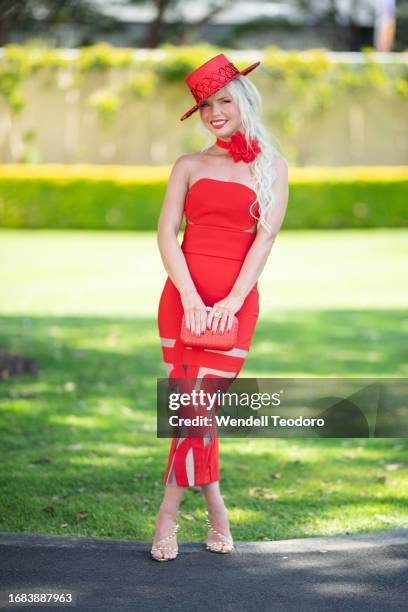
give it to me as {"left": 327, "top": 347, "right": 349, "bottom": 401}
{"left": 181, "top": 177, "right": 260, "bottom": 262}
{"left": 184, "top": 177, "right": 260, "bottom": 231}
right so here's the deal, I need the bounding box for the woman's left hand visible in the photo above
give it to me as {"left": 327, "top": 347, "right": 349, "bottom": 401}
{"left": 207, "top": 293, "right": 244, "bottom": 334}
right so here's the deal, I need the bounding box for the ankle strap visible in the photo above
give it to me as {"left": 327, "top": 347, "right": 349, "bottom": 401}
{"left": 156, "top": 523, "right": 179, "bottom": 546}
{"left": 206, "top": 514, "right": 230, "bottom": 543}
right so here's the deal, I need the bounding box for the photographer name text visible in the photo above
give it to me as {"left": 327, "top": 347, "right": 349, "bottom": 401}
{"left": 168, "top": 415, "right": 325, "bottom": 427}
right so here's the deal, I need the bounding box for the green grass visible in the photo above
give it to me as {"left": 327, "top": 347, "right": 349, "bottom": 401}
{"left": 0, "top": 228, "right": 407, "bottom": 541}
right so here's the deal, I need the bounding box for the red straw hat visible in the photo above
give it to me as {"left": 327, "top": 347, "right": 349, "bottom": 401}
{"left": 180, "top": 53, "right": 261, "bottom": 121}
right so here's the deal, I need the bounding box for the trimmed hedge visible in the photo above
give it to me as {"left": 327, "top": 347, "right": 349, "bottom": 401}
{"left": 0, "top": 164, "right": 407, "bottom": 230}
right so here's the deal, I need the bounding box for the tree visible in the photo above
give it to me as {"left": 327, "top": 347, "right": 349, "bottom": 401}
{"left": 0, "top": 0, "right": 118, "bottom": 45}
{"left": 110, "top": 0, "right": 237, "bottom": 48}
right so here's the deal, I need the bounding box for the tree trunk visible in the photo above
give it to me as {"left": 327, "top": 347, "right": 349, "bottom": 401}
{"left": 142, "top": 0, "right": 171, "bottom": 48}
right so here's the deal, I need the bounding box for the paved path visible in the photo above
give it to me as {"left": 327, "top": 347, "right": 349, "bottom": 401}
{"left": 1, "top": 529, "right": 408, "bottom": 611}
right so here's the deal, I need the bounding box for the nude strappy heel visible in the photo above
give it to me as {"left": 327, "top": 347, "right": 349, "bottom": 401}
{"left": 205, "top": 511, "right": 234, "bottom": 554}
{"left": 150, "top": 523, "right": 179, "bottom": 562}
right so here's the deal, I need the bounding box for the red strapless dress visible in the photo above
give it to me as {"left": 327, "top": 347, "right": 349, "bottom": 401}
{"left": 158, "top": 177, "right": 260, "bottom": 487}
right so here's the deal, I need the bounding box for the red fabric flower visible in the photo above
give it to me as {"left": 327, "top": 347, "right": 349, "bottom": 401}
{"left": 228, "top": 131, "right": 261, "bottom": 163}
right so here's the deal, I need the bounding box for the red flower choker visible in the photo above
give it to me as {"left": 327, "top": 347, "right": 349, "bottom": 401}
{"left": 216, "top": 131, "right": 261, "bottom": 163}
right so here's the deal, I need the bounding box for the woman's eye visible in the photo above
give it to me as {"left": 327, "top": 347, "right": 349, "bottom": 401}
{"left": 200, "top": 99, "right": 230, "bottom": 108}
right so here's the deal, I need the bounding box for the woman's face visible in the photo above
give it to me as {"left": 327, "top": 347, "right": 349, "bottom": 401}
{"left": 198, "top": 86, "right": 241, "bottom": 139}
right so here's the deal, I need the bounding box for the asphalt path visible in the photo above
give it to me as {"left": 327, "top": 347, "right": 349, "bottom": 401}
{"left": 1, "top": 529, "right": 407, "bottom": 612}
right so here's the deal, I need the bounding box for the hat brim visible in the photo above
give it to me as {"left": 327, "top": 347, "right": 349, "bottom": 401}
{"left": 180, "top": 60, "right": 261, "bottom": 122}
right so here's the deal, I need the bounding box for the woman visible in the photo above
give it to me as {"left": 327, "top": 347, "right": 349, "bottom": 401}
{"left": 151, "top": 53, "right": 289, "bottom": 561}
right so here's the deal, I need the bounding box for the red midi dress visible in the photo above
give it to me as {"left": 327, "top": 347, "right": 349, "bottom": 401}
{"left": 158, "top": 177, "right": 260, "bottom": 487}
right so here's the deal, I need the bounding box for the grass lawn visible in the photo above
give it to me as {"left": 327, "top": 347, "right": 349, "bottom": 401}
{"left": 0, "top": 228, "right": 407, "bottom": 542}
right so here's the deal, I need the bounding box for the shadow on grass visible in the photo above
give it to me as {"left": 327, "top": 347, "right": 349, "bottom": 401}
{"left": 0, "top": 311, "right": 407, "bottom": 539}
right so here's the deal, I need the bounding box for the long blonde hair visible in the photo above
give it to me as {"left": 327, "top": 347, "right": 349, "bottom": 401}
{"left": 198, "top": 75, "right": 286, "bottom": 233}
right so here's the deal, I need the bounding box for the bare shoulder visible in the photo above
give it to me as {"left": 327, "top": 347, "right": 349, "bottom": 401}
{"left": 171, "top": 153, "right": 206, "bottom": 187}
{"left": 173, "top": 152, "right": 202, "bottom": 169}
{"left": 171, "top": 153, "right": 201, "bottom": 180}
{"left": 269, "top": 152, "right": 289, "bottom": 215}
{"left": 167, "top": 154, "right": 191, "bottom": 190}
{"left": 172, "top": 153, "right": 192, "bottom": 172}
{"left": 274, "top": 152, "right": 289, "bottom": 178}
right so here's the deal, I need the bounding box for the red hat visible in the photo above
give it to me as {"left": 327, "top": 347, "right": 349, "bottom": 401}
{"left": 180, "top": 53, "right": 261, "bottom": 122}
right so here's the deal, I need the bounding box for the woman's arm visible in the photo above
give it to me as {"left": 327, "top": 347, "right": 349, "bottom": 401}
{"left": 208, "top": 155, "right": 289, "bottom": 333}
{"left": 157, "top": 155, "right": 208, "bottom": 336}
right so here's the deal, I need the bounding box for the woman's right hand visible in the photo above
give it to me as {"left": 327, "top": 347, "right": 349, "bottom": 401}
{"left": 180, "top": 288, "right": 207, "bottom": 335}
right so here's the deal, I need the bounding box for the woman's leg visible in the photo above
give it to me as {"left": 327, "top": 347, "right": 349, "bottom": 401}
{"left": 157, "top": 279, "right": 259, "bottom": 554}
{"left": 151, "top": 483, "right": 186, "bottom": 560}
{"left": 201, "top": 481, "right": 233, "bottom": 551}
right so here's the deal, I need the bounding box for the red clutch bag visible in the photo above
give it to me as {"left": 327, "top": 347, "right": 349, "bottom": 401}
{"left": 180, "top": 312, "right": 238, "bottom": 350}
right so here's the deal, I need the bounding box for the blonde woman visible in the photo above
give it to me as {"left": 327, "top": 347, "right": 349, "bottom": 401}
{"left": 152, "top": 53, "right": 289, "bottom": 561}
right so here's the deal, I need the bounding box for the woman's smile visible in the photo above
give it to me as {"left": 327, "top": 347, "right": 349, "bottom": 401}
{"left": 210, "top": 119, "right": 228, "bottom": 129}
